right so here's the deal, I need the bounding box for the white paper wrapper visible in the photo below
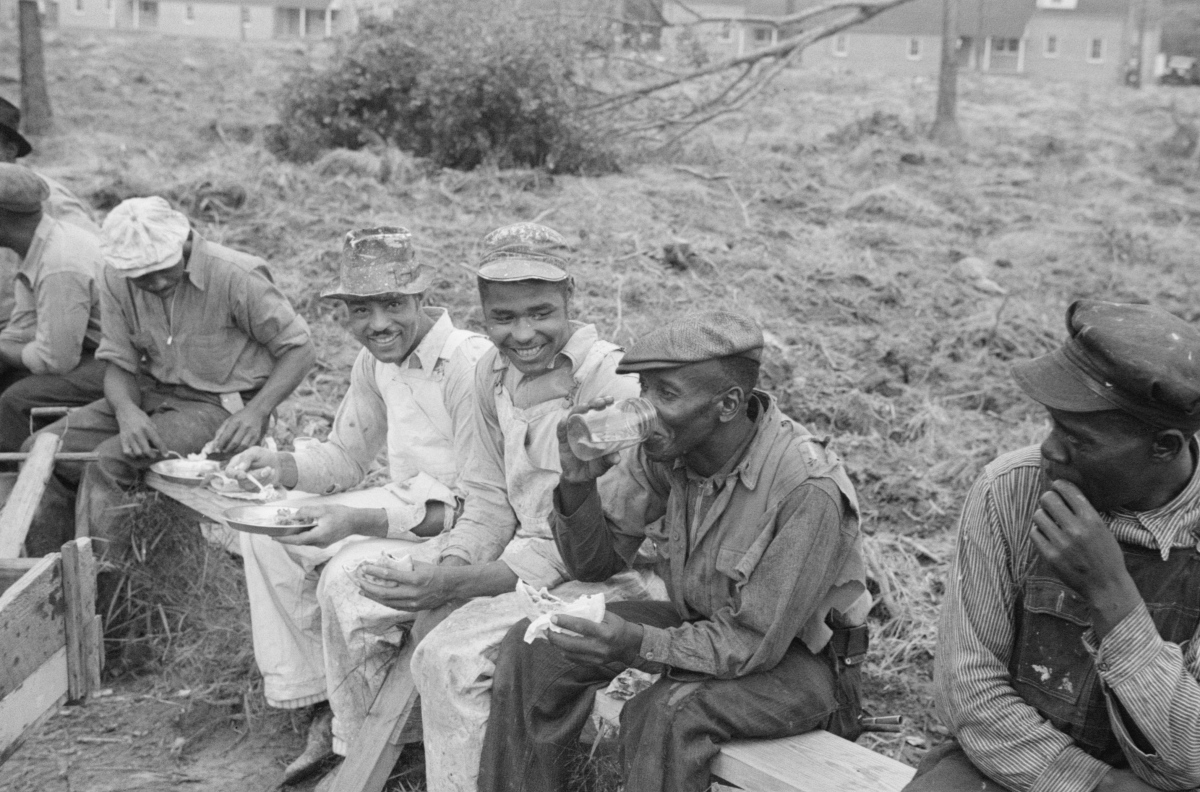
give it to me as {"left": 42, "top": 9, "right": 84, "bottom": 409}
{"left": 516, "top": 580, "right": 605, "bottom": 643}
{"left": 353, "top": 551, "right": 413, "bottom": 588}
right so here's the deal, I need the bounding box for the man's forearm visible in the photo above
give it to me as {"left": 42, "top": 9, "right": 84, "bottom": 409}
{"left": 244, "top": 343, "right": 316, "bottom": 419}
{"left": 104, "top": 363, "right": 144, "bottom": 417}
{"left": 552, "top": 484, "right": 625, "bottom": 583}
{"left": 0, "top": 338, "right": 27, "bottom": 370}
{"left": 442, "top": 560, "right": 518, "bottom": 600}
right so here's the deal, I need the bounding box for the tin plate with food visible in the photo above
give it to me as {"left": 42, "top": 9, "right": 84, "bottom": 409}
{"left": 149, "top": 459, "right": 223, "bottom": 487}
{"left": 224, "top": 505, "right": 316, "bottom": 537}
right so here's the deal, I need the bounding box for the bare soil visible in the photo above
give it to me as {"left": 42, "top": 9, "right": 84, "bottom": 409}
{"left": 4, "top": 24, "right": 1200, "bottom": 791}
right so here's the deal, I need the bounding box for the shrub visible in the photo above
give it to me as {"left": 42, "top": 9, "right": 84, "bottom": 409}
{"left": 272, "top": 1, "right": 619, "bottom": 174}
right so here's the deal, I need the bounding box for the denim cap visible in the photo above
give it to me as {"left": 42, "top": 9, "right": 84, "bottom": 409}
{"left": 476, "top": 222, "right": 570, "bottom": 283}
{"left": 0, "top": 97, "right": 31, "bottom": 158}
{"left": 321, "top": 226, "right": 434, "bottom": 300}
{"left": 101, "top": 196, "right": 191, "bottom": 278}
{"left": 1012, "top": 299, "right": 1200, "bottom": 431}
{"left": 617, "top": 311, "right": 765, "bottom": 374}
{"left": 0, "top": 163, "right": 47, "bottom": 213}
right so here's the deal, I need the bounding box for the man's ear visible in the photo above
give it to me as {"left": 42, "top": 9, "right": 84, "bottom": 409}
{"left": 1151, "top": 429, "right": 1189, "bottom": 463}
{"left": 717, "top": 385, "right": 746, "bottom": 423}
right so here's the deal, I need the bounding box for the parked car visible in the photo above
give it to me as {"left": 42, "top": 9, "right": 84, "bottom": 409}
{"left": 1161, "top": 55, "right": 1200, "bottom": 86}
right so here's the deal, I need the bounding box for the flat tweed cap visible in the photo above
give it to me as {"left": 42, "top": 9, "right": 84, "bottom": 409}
{"left": 617, "top": 311, "right": 764, "bottom": 374}
{"left": 101, "top": 196, "right": 191, "bottom": 278}
{"left": 0, "top": 163, "right": 48, "bottom": 213}
{"left": 1012, "top": 299, "right": 1200, "bottom": 431}
{"left": 321, "top": 226, "right": 434, "bottom": 300}
{"left": 476, "top": 222, "right": 570, "bottom": 283}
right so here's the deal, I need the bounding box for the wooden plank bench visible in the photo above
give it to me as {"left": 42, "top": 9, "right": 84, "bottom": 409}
{"left": 713, "top": 730, "right": 915, "bottom": 792}
{"left": 0, "top": 538, "right": 103, "bottom": 766}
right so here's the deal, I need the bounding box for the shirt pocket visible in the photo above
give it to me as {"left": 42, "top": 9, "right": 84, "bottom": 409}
{"left": 131, "top": 329, "right": 158, "bottom": 366}
{"left": 1012, "top": 577, "right": 1094, "bottom": 706}
{"left": 183, "top": 329, "right": 241, "bottom": 385}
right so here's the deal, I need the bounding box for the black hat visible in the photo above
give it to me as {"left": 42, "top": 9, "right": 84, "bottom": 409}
{"left": 0, "top": 97, "right": 32, "bottom": 158}
{"left": 1012, "top": 300, "right": 1200, "bottom": 431}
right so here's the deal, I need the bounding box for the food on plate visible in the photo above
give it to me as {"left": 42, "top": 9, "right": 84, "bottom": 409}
{"left": 206, "top": 468, "right": 273, "bottom": 493}
{"left": 274, "top": 508, "right": 310, "bottom": 527}
{"left": 516, "top": 580, "right": 606, "bottom": 643}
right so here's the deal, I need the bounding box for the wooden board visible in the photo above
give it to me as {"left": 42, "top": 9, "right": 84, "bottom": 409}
{"left": 0, "top": 558, "right": 37, "bottom": 597}
{"left": 145, "top": 473, "right": 248, "bottom": 525}
{"left": 328, "top": 641, "right": 419, "bottom": 792}
{"left": 61, "top": 539, "right": 100, "bottom": 701}
{"left": 0, "top": 555, "right": 64, "bottom": 701}
{"left": 0, "top": 646, "right": 68, "bottom": 765}
{"left": 712, "top": 730, "right": 916, "bottom": 792}
{"left": 0, "top": 432, "right": 62, "bottom": 557}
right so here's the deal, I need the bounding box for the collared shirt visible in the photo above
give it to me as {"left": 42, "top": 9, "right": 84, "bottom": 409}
{"left": 0, "top": 173, "right": 99, "bottom": 333}
{"left": 552, "top": 393, "right": 869, "bottom": 679}
{"left": 439, "top": 323, "right": 640, "bottom": 587}
{"left": 0, "top": 215, "right": 103, "bottom": 375}
{"left": 287, "top": 308, "right": 491, "bottom": 535}
{"left": 96, "top": 235, "right": 311, "bottom": 394}
{"left": 936, "top": 445, "right": 1200, "bottom": 792}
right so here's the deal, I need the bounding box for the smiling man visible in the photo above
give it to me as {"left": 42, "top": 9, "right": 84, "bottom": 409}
{"left": 313, "top": 222, "right": 662, "bottom": 792}
{"left": 224, "top": 227, "right": 490, "bottom": 785}
{"left": 24, "top": 196, "right": 315, "bottom": 576}
{"left": 476, "top": 310, "right": 871, "bottom": 792}
{"left": 902, "top": 300, "right": 1200, "bottom": 792}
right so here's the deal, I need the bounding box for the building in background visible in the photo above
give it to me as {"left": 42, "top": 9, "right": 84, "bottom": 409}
{"left": 666, "top": 0, "right": 1162, "bottom": 86}
{"left": 3, "top": 0, "right": 346, "bottom": 38}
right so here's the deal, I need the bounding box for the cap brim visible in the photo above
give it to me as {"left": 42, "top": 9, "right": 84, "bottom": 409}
{"left": 1011, "top": 348, "right": 1121, "bottom": 413}
{"left": 616, "top": 359, "right": 681, "bottom": 375}
{"left": 319, "top": 271, "right": 434, "bottom": 300}
{"left": 109, "top": 259, "right": 179, "bottom": 279}
{"left": 477, "top": 258, "right": 568, "bottom": 283}
{"left": 0, "top": 125, "right": 32, "bottom": 158}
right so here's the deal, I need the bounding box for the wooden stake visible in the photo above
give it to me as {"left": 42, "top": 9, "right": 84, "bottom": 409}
{"left": 17, "top": 0, "right": 52, "bottom": 137}
{"left": 61, "top": 538, "right": 99, "bottom": 702}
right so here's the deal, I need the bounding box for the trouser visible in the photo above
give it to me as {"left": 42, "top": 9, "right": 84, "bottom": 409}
{"left": 241, "top": 514, "right": 442, "bottom": 721}
{"left": 410, "top": 571, "right": 667, "bottom": 792}
{"left": 0, "top": 354, "right": 107, "bottom": 452}
{"left": 23, "top": 385, "right": 230, "bottom": 565}
{"left": 900, "top": 741, "right": 1008, "bottom": 791}
{"left": 478, "top": 600, "right": 863, "bottom": 792}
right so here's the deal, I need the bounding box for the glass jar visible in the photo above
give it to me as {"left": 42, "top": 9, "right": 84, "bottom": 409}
{"left": 566, "top": 398, "right": 663, "bottom": 462}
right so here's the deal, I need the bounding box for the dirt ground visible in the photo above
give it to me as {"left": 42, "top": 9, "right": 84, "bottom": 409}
{"left": 4, "top": 23, "right": 1200, "bottom": 792}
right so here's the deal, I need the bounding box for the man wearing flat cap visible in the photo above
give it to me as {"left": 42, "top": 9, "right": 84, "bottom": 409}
{"left": 25, "top": 196, "right": 315, "bottom": 570}
{"left": 0, "top": 97, "right": 100, "bottom": 334}
{"left": 315, "top": 222, "right": 662, "bottom": 792}
{"left": 904, "top": 300, "right": 1200, "bottom": 792}
{"left": 0, "top": 164, "right": 106, "bottom": 462}
{"left": 222, "top": 227, "right": 491, "bottom": 785}
{"left": 477, "top": 310, "right": 871, "bottom": 792}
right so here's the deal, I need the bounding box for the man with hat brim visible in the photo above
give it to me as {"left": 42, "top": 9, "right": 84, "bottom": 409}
{"left": 902, "top": 300, "right": 1200, "bottom": 792}
{"left": 0, "top": 164, "right": 106, "bottom": 472}
{"left": 24, "top": 196, "right": 315, "bottom": 582}
{"left": 0, "top": 97, "right": 99, "bottom": 335}
{"left": 224, "top": 226, "right": 491, "bottom": 785}
{"left": 474, "top": 310, "right": 872, "bottom": 792}
{"left": 314, "top": 222, "right": 663, "bottom": 792}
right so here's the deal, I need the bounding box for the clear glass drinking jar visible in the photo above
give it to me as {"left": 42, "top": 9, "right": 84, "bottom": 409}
{"left": 566, "top": 398, "right": 663, "bottom": 462}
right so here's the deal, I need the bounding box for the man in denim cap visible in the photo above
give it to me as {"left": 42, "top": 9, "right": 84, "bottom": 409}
{"left": 906, "top": 300, "right": 1200, "bottom": 792}
{"left": 227, "top": 227, "right": 491, "bottom": 785}
{"left": 478, "top": 310, "right": 871, "bottom": 792}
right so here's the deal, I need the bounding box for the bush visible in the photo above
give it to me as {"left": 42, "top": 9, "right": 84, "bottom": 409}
{"left": 272, "top": 1, "right": 619, "bottom": 174}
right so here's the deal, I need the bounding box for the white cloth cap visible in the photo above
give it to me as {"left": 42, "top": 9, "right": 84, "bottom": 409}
{"left": 101, "top": 196, "right": 191, "bottom": 278}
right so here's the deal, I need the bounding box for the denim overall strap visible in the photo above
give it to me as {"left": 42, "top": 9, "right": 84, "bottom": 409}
{"left": 1009, "top": 542, "right": 1200, "bottom": 766}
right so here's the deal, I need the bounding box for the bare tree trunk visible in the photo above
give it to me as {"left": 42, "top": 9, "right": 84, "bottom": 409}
{"left": 18, "top": 0, "right": 52, "bottom": 137}
{"left": 930, "top": 0, "right": 962, "bottom": 145}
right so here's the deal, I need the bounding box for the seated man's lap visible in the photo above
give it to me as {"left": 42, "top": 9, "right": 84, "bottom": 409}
{"left": 901, "top": 741, "right": 1008, "bottom": 792}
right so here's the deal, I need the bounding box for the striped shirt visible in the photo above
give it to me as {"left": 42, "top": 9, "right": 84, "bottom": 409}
{"left": 936, "top": 445, "right": 1200, "bottom": 792}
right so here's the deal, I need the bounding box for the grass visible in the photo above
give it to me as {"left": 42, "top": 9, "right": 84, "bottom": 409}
{"left": 8, "top": 23, "right": 1200, "bottom": 788}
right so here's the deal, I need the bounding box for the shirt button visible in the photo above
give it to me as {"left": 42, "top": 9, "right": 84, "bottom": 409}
{"left": 1098, "top": 662, "right": 1110, "bottom": 673}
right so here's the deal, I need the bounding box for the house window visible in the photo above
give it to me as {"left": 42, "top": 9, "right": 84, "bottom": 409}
{"left": 74, "top": 0, "right": 83, "bottom": 13}
{"left": 991, "top": 37, "right": 1020, "bottom": 53}
{"left": 752, "top": 26, "right": 772, "bottom": 44}
{"left": 1088, "top": 37, "right": 1104, "bottom": 62}
{"left": 832, "top": 34, "right": 847, "bottom": 57}
{"left": 184, "top": 3, "right": 193, "bottom": 21}
{"left": 1044, "top": 34, "right": 1058, "bottom": 57}
{"left": 717, "top": 21, "right": 732, "bottom": 41}
{"left": 907, "top": 37, "right": 921, "bottom": 59}
{"left": 241, "top": 5, "right": 250, "bottom": 25}
{"left": 105, "top": 0, "right": 112, "bottom": 9}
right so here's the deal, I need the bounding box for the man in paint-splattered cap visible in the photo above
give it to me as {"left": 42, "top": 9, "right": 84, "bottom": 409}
{"left": 226, "top": 226, "right": 491, "bottom": 785}
{"left": 907, "top": 300, "right": 1200, "bottom": 792}
{"left": 478, "top": 310, "right": 871, "bottom": 792}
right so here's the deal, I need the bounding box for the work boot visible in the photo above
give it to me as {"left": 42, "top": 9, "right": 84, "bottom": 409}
{"left": 283, "top": 703, "right": 336, "bottom": 785}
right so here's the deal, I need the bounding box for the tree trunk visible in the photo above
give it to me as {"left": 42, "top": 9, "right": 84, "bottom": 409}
{"left": 930, "top": 0, "right": 962, "bottom": 145}
{"left": 18, "top": 0, "right": 53, "bottom": 137}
